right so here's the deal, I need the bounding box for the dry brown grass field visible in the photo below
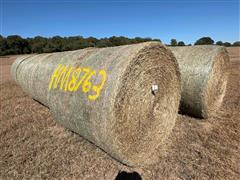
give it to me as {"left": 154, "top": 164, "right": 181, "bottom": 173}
{"left": 0, "top": 47, "right": 239, "bottom": 179}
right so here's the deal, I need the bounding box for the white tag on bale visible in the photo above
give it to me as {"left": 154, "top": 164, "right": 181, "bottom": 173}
{"left": 151, "top": 85, "right": 158, "bottom": 95}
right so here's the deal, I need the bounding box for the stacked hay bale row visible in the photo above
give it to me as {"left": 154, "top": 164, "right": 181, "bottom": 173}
{"left": 11, "top": 42, "right": 229, "bottom": 167}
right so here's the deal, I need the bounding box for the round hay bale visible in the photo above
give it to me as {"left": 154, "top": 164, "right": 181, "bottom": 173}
{"left": 11, "top": 42, "right": 181, "bottom": 167}
{"left": 169, "top": 45, "right": 230, "bottom": 118}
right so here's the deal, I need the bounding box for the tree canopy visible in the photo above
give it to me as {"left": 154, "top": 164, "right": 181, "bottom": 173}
{"left": 232, "top": 41, "right": 240, "bottom": 46}
{"left": 0, "top": 35, "right": 161, "bottom": 56}
{"left": 194, "top": 37, "right": 214, "bottom": 45}
{"left": 177, "top": 41, "right": 185, "bottom": 46}
{"left": 0, "top": 35, "right": 238, "bottom": 56}
{"left": 170, "top": 39, "right": 178, "bottom": 46}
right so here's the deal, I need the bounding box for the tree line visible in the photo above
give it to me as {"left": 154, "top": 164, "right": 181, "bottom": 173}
{"left": 0, "top": 35, "right": 239, "bottom": 56}
{"left": 0, "top": 35, "right": 160, "bottom": 56}
{"left": 170, "top": 37, "right": 240, "bottom": 47}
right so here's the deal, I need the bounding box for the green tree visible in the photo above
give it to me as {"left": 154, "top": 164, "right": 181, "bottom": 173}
{"left": 131, "top": 37, "right": 143, "bottom": 44}
{"left": 153, "top": 38, "right": 161, "bottom": 42}
{"left": 6, "top": 35, "right": 30, "bottom": 54}
{"left": 96, "top": 38, "right": 113, "bottom": 47}
{"left": 108, "top": 36, "right": 131, "bottom": 46}
{"left": 50, "top": 36, "right": 64, "bottom": 52}
{"left": 223, "top": 42, "right": 231, "bottom": 47}
{"left": 86, "top": 37, "right": 98, "bottom": 47}
{"left": 0, "top": 35, "right": 8, "bottom": 55}
{"left": 177, "top": 41, "right": 185, "bottom": 46}
{"left": 216, "top": 41, "right": 223, "bottom": 46}
{"left": 194, "top": 37, "right": 214, "bottom": 45}
{"left": 232, "top": 41, "right": 240, "bottom": 46}
{"left": 67, "top": 36, "right": 83, "bottom": 50}
{"left": 28, "top": 36, "right": 48, "bottom": 53}
{"left": 170, "top": 39, "right": 177, "bottom": 46}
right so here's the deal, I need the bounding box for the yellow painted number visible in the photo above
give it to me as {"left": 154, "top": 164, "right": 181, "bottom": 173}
{"left": 54, "top": 65, "right": 68, "bottom": 89}
{"left": 48, "top": 64, "right": 63, "bottom": 90}
{"left": 68, "top": 67, "right": 82, "bottom": 92}
{"left": 49, "top": 64, "right": 107, "bottom": 101}
{"left": 88, "top": 70, "right": 107, "bottom": 100}
{"left": 60, "top": 67, "right": 73, "bottom": 91}
{"left": 73, "top": 67, "right": 90, "bottom": 91}
{"left": 82, "top": 70, "right": 96, "bottom": 93}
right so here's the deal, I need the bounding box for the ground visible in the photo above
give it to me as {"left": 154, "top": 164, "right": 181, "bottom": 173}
{"left": 0, "top": 47, "right": 239, "bottom": 179}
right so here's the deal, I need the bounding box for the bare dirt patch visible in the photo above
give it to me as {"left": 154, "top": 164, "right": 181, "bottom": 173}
{"left": 0, "top": 47, "right": 239, "bottom": 179}
{"left": 0, "top": 55, "right": 23, "bottom": 84}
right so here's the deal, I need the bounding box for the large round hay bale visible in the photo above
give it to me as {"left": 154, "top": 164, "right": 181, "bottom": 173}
{"left": 169, "top": 45, "right": 230, "bottom": 118}
{"left": 11, "top": 42, "right": 181, "bottom": 167}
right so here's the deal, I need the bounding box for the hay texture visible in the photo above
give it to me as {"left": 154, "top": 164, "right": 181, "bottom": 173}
{"left": 11, "top": 42, "right": 181, "bottom": 167}
{"left": 169, "top": 45, "right": 230, "bottom": 118}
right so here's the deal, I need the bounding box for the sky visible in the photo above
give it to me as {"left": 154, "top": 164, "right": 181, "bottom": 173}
{"left": 1, "top": 0, "right": 239, "bottom": 44}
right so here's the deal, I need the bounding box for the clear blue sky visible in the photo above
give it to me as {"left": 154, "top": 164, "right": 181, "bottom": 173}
{"left": 1, "top": 0, "right": 239, "bottom": 44}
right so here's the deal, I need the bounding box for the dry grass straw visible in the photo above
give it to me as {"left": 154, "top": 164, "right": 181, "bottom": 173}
{"left": 169, "top": 45, "right": 230, "bottom": 118}
{"left": 11, "top": 42, "right": 181, "bottom": 167}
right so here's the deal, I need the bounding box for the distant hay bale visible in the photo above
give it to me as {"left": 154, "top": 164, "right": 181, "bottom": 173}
{"left": 169, "top": 45, "right": 230, "bottom": 118}
{"left": 11, "top": 42, "right": 181, "bottom": 167}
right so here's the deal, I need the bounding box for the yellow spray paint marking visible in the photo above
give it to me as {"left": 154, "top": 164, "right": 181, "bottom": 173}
{"left": 49, "top": 64, "right": 107, "bottom": 101}
{"left": 73, "top": 67, "right": 90, "bottom": 91}
{"left": 60, "top": 67, "right": 73, "bottom": 91}
{"left": 82, "top": 70, "right": 96, "bottom": 93}
{"left": 48, "top": 64, "right": 63, "bottom": 90}
{"left": 88, "top": 70, "right": 107, "bottom": 101}
{"left": 54, "top": 65, "right": 68, "bottom": 89}
{"left": 68, "top": 67, "right": 82, "bottom": 92}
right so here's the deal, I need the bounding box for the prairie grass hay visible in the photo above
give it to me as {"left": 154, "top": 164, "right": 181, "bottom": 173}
{"left": 170, "top": 45, "right": 230, "bottom": 118}
{"left": 11, "top": 42, "right": 181, "bottom": 166}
